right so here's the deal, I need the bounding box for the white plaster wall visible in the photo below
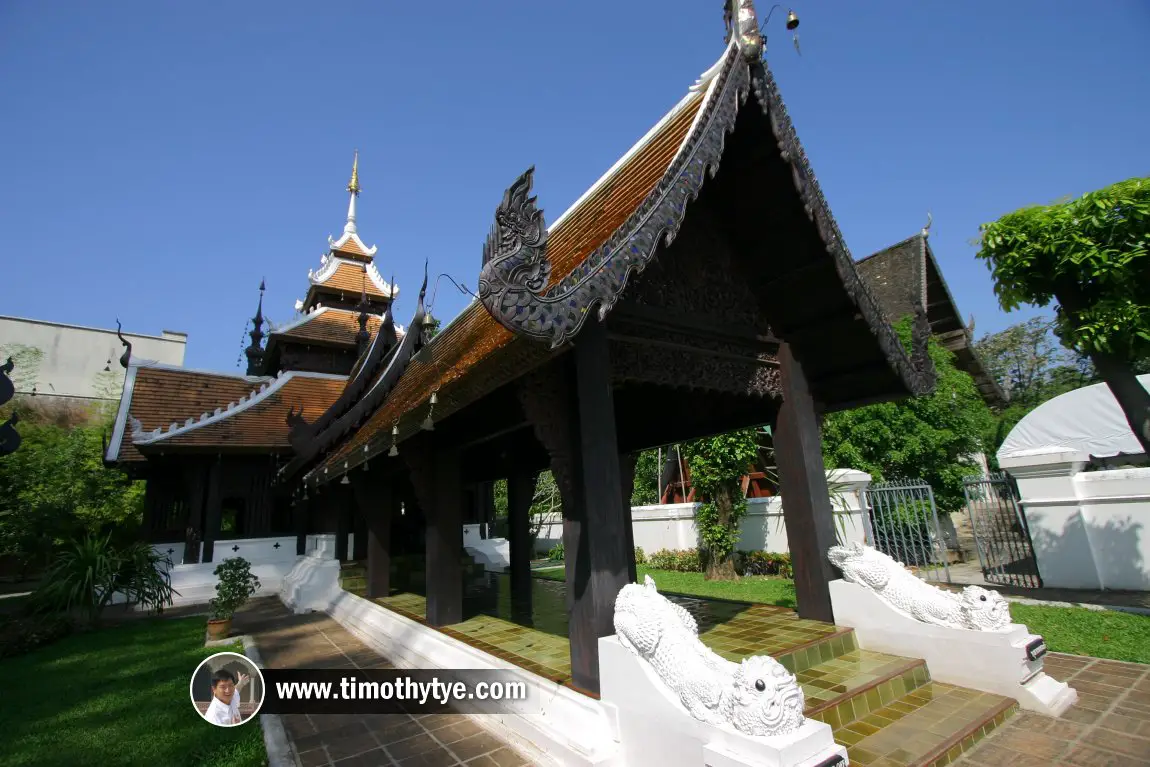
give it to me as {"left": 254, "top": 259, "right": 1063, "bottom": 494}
{"left": 1001, "top": 450, "right": 1150, "bottom": 591}
{"left": 535, "top": 469, "right": 871, "bottom": 556}
{"left": 0, "top": 315, "right": 186, "bottom": 401}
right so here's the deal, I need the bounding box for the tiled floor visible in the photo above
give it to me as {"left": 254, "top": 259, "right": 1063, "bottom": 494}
{"left": 233, "top": 598, "right": 536, "bottom": 767}
{"left": 956, "top": 653, "right": 1150, "bottom": 766}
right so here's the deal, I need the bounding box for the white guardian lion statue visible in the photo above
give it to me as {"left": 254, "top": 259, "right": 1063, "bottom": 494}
{"left": 613, "top": 575, "right": 806, "bottom": 737}
{"left": 827, "top": 542, "right": 1011, "bottom": 631}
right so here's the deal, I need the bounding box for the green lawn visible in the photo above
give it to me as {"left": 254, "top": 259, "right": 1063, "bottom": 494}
{"left": 534, "top": 565, "right": 798, "bottom": 607}
{"left": 0, "top": 616, "right": 267, "bottom": 767}
{"left": 1008, "top": 604, "right": 1150, "bottom": 664}
{"left": 534, "top": 567, "right": 1150, "bottom": 664}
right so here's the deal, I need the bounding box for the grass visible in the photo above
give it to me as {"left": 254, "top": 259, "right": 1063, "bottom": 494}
{"left": 535, "top": 565, "right": 1150, "bottom": 664}
{"left": 0, "top": 616, "right": 267, "bottom": 767}
{"left": 534, "top": 564, "right": 797, "bottom": 608}
{"left": 1009, "top": 603, "right": 1150, "bottom": 664}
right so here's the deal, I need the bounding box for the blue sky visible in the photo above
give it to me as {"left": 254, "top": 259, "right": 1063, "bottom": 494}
{"left": 1, "top": 1, "right": 1147, "bottom": 372}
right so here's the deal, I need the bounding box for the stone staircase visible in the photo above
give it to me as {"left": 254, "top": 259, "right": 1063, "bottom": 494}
{"left": 774, "top": 628, "right": 1017, "bottom": 766}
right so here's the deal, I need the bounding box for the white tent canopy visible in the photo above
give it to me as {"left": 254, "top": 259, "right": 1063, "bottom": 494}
{"left": 997, "top": 374, "right": 1150, "bottom": 461}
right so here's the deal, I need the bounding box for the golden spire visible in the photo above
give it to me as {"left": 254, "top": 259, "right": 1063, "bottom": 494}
{"left": 347, "top": 150, "right": 361, "bottom": 196}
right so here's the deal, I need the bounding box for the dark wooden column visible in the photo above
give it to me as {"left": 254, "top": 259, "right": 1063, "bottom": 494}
{"left": 294, "top": 494, "right": 310, "bottom": 555}
{"left": 352, "top": 505, "right": 369, "bottom": 561}
{"left": 570, "top": 319, "right": 631, "bottom": 694}
{"left": 333, "top": 485, "right": 352, "bottom": 563}
{"left": 405, "top": 438, "right": 464, "bottom": 626}
{"left": 201, "top": 457, "right": 223, "bottom": 563}
{"left": 774, "top": 342, "right": 838, "bottom": 623}
{"left": 182, "top": 461, "right": 206, "bottom": 564}
{"left": 352, "top": 472, "right": 393, "bottom": 599}
{"left": 619, "top": 452, "right": 639, "bottom": 583}
{"left": 506, "top": 469, "right": 538, "bottom": 610}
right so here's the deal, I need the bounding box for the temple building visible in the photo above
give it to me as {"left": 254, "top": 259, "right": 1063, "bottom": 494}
{"left": 103, "top": 153, "right": 407, "bottom": 562}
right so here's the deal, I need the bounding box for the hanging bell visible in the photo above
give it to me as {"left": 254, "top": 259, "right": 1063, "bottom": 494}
{"left": 388, "top": 444, "right": 399, "bottom": 457}
{"left": 786, "top": 9, "right": 799, "bottom": 29}
{"left": 340, "top": 475, "right": 350, "bottom": 485}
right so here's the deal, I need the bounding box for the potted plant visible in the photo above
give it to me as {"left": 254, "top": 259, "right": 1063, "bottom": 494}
{"left": 207, "top": 557, "right": 260, "bottom": 640}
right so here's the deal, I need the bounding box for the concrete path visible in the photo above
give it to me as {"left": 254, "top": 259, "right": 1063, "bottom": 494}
{"left": 956, "top": 653, "right": 1150, "bottom": 766}
{"left": 233, "top": 598, "right": 537, "bottom": 767}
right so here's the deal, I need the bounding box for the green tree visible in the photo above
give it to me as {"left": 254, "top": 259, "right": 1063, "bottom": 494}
{"left": 0, "top": 408, "right": 143, "bottom": 576}
{"left": 976, "top": 176, "right": 1150, "bottom": 453}
{"left": 821, "top": 317, "right": 994, "bottom": 514}
{"left": 682, "top": 429, "right": 759, "bottom": 580}
{"left": 630, "top": 449, "right": 662, "bottom": 506}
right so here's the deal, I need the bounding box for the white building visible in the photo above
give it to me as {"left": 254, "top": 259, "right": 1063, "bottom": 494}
{"left": 0, "top": 315, "right": 187, "bottom": 404}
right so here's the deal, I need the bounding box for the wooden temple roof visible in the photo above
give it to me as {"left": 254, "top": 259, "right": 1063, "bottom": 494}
{"left": 131, "top": 371, "right": 346, "bottom": 452}
{"left": 267, "top": 306, "right": 386, "bottom": 349}
{"left": 856, "top": 233, "right": 1006, "bottom": 406}
{"left": 297, "top": 32, "right": 939, "bottom": 488}
{"left": 105, "top": 364, "right": 273, "bottom": 463}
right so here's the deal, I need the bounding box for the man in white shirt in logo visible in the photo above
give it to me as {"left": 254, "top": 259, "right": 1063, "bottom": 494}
{"left": 203, "top": 668, "right": 250, "bottom": 726}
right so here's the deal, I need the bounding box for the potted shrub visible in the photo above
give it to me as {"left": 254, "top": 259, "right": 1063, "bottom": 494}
{"left": 207, "top": 557, "right": 260, "bottom": 640}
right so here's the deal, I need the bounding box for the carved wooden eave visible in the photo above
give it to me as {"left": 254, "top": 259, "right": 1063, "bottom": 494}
{"left": 308, "top": 255, "right": 398, "bottom": 299}
{"left": 282, "top": 270, "right": 431, "bottom": 484}
{"left": 475, "top": 32, "right": 936, "bottom": 405}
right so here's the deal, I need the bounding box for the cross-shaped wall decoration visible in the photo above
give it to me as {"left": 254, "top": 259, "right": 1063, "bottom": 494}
{"left": 167, "top": 548, "right": 175, "bottom": 555}
{"left": 273, "top": 542, "right": 281, "bottom": 549}
{"left": 232, "top": 545, "right": 240, "bottom": 552}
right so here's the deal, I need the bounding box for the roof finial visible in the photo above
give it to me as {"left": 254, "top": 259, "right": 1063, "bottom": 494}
{"left": 245, "top": 279, "right": 267, "bottom": 375}
{"left": 348, "top": 149, "right": 361, "bottom": 196}
{"left": 344, "top": 150, "right": 360, "bottom": 236}
{"left": 922, "top": 210, "right": 933, "bottom": 237}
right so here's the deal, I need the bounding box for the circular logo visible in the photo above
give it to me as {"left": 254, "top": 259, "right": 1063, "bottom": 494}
{"left": 190, "top": 651, "right": 266, "bottom": 727}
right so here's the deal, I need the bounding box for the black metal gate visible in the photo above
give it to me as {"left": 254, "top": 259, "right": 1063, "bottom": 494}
{"left": 961, "top": 473, "right": 1042, "bottom": 588}
{"left": 863, "top": 479, "right": 951, "bottom": 584}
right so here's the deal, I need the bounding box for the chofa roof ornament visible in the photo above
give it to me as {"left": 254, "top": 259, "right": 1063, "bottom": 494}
{"left": 724, "top": 0, "right": 764, "bottom": 61}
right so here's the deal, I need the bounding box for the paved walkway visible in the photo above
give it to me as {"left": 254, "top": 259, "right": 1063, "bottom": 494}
{"left": 233, "top": 598, "right": 537, "bottom": 767}
{"left": 957, "top": 653, "right": 1150, "bottom": 766}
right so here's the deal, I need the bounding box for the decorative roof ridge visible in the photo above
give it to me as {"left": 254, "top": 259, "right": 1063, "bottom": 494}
{"left": 545, "top": 47, "right": 726, "bottom": 234}
{"left": 854, "top": 232, "right": 926, "bottom": 266}
{"left": 364, "top": 260, "right": 398, "bottom": 298}
{"left": 287, "top": 267, "right": 430, "bottom": 485}
{"left": 104, "top": 363, "right": 140, "bottom": 464}
{"left": 476, "top": 42, "right": 742, "bottom": 346}
{"left": 300, "top": 298, "right": 401, "bottom": 440}
{"left": 133, "top": 370, "right": 346, "bottom": 446}
{"left": 328, "top": 230, "right": 378, "bottom": 258}
{"left": 269, "top": 305, "right": 335, "bottom": 335}
{"left": 126, "top": 358, "right": 273, "bottom": 382}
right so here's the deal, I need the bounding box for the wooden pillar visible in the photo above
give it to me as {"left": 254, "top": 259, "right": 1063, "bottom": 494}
{"left": 334, "top": 486, "right": 352, "bottom": 563}
{"left": 427, "top": 448, "right": 464, "bottom": 625}
{"left": 201, "top": 458, "right": 223, "bottom": 563}
{"left": 507, "top": 469, "right": 538, "bottom": 610}
{"left": 352, "top": 473, "right": 392, "bottom": 598}
{"left": 182, "top": 462, "right": 206, "bottom": 564}
{"left": 405, "top": 438, "right": 464, "bottom": 626}
{"left": 773, "top": 342, "right": 837, "bottom": 623}
{"left": 294, "top": 494, "right": 309, "bottom": 555}
{"left": 479, "top": 481, "right": 496, "bottom": 538}
{"left": 569, "top": 318, "right": 630, "bottom": 694}
{"left": 619, "top": 452, "right": 639, "bottom": 583}
{"left": 353, "top": 506, "right": 369, "bottom": 561}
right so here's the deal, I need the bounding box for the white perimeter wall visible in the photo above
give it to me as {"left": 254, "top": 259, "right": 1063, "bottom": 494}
{"left": 533, "top": 469, "right": 872, "bottom": 556}
{"left": 1001, "top": 449, "right": 1150, "bottom": 591}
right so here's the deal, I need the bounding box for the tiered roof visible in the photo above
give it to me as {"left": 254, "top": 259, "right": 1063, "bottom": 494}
{"left": 268, "top": 306, "right": 390, "bottom": 349}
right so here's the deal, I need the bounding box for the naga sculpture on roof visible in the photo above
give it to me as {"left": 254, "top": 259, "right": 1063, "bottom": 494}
{"left": 828, "top": 542, "right": 1012, "bottom": 631}
{"left": 614, "top": 575, "right": 806, "bottom": 737}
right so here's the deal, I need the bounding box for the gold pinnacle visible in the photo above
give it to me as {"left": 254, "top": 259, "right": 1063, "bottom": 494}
{"left": 347, "top": 150, "right": 361, "bottom": 196}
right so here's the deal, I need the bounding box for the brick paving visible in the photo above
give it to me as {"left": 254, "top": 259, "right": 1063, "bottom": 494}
{"left": 232, "top": 598, "right": 537, "bottom": 767}
{"left": 956, "top": 653, "right": 1150, "bottom": 766}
